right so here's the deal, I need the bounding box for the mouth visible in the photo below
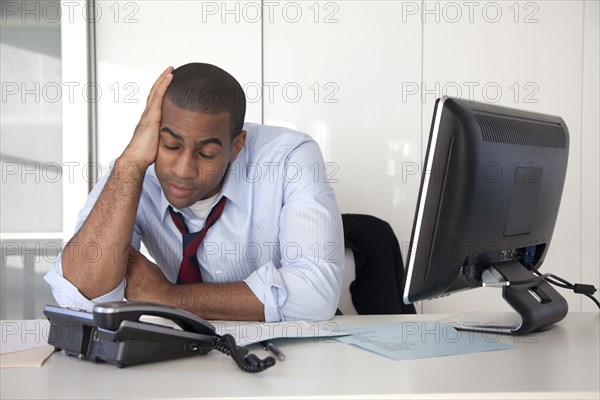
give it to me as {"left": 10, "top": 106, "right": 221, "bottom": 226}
{"left": 165, "top": 182, "right": 196, "bottom": 199}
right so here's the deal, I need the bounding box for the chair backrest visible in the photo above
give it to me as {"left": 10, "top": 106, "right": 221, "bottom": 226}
{"left": 341, "top": 214, "right": 416, "bottom": 315}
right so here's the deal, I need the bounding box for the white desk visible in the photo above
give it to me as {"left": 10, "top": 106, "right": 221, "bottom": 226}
{"left": 2, "top": 312, "right": 599, "bottom": 399}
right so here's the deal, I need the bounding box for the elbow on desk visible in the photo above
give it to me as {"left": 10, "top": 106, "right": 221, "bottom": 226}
{"left": 279, "top": 273, "right": 342, "bottom": 322}
{"left": 281, "top": 300, "right": 338, "bottom": 322}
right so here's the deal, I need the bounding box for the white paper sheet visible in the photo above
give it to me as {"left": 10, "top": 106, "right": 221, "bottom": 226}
{"left": 335, "top": 321, "right": 513, "bottom": 361}
{"left": 1, "top": 320, "right": 51, "bottom": 355}
{"left": 210, "top": 320, "right": 350, "bottom": 346}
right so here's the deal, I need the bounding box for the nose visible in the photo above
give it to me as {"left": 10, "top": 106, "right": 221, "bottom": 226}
{"left": 171, "top": 151, "right": 198, "bottom": 180}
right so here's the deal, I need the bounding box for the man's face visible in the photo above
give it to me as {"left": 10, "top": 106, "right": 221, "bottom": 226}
{"left": 155, "top": 98, "right": 246, "bottom": 209}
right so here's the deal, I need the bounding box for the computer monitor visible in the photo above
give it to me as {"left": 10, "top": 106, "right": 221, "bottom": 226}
{"left": 403, "top": 96, "right": 570, "bottom": 335}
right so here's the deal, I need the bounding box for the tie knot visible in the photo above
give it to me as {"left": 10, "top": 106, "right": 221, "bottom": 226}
{"left": 168, "top": 196, "right": 228, "bottom": 235}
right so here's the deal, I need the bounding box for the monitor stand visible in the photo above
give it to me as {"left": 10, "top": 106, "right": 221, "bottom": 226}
{"left": 448, "top": 261, "right": 569, "bottom": 335}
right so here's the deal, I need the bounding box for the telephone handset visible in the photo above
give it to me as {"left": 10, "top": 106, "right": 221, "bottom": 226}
{"left": 92, "top": 301, "right": 215, "bottom": 333}
{"left": 44, "top": 301, "right": 275, "bottom": 372}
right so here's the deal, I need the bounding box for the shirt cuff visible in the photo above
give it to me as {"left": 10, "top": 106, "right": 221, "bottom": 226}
{"left": 43, "top": 253, "right": 126, "bottom": 311}
{"left": 244, "top": 261, "right": 288, "bottom": 322}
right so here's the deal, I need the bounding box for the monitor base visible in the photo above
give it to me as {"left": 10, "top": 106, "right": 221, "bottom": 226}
{"left": 445, "top": 261, "right": 569, "bottom": 335}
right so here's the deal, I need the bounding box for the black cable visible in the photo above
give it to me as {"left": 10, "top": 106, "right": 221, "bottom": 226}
{"left": 481, "top": 273, "right": 552, "bottom": 288}
{"left": 533, "top": 270, "right": 571, "bottom": 288}
{"left": 463, "top": 264, "right": 483, "bottom": 287}
{"left": 214, "top": 334, "right": 276, "bottom": 373}
{"left": 464, "top": 264, "right": 600, "bottom": 309}
{"left": 464, "top": 265, "right": 550, "bottom": 288}
{"left": 532, "top": 270, "right": 600, "bottom": 309}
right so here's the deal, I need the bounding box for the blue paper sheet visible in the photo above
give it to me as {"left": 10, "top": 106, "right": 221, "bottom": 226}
{"left": 335, "top": 321, "right": 513, "bottom": 361}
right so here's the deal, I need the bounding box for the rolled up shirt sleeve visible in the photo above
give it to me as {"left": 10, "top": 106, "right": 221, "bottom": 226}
{"left": 244, "top": 261, "right": 287, "bottom": 322}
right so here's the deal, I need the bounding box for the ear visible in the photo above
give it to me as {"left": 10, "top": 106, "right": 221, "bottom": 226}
{"left": 230, "top": 130, "right": 247, "bottom": 162}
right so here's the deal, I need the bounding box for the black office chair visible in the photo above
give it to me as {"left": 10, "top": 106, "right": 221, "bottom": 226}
{"left": 338, "top": 214, "right": 416, "bottom": 315}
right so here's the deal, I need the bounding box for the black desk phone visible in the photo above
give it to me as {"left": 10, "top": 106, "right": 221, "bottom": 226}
{"left": 43, "top": 301, "right": 275, "bottom": 372}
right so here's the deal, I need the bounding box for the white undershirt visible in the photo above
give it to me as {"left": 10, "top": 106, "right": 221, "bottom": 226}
{"left": 188, "top": 193, "right": 220, "bottom": 220}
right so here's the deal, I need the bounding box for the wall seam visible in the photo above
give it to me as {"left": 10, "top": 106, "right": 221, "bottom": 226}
{"left": 579, "top": 0, "right": 586, "bottom": 311}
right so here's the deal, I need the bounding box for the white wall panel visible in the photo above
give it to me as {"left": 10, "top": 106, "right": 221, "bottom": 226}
{"left": 263, "top": 1, "right": 423, "bottom": 254}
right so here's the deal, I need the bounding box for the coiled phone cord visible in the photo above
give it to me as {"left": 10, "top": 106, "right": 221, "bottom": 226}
{"left": 215, "top": 334, "right": 276, "bottom": 373}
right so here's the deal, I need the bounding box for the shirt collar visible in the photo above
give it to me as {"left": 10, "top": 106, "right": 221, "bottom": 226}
{"left": 220, "top": 143, "right": 249, "bottom": 212}
{"left": 159, "top": 187, "right": 175, "bottom": 223}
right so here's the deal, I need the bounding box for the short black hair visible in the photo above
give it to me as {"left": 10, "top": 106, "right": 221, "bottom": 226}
{"left": 165, "top": 63, "right": 246, "bottom": 139}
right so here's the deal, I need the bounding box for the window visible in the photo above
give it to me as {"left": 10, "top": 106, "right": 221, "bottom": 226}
{"left": 1, "top": 0, "right": 63, "bottom": 318}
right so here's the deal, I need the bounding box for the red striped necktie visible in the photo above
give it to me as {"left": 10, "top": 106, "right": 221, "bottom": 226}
{"left": 168, "top": 196, "right": 227, "bottom": 284}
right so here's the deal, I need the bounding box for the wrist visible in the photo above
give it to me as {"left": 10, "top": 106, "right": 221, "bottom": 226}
{"left": 118, "top": 149, "right": 152, "bottom": 171}
{"left": 113, "top": 155, "right": 149, "bottom": 184}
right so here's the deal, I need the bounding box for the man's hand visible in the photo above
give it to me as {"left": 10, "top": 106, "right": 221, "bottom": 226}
{"left": 125, "top": 246, "right": 173, "bottom": 302}
{"left": 122, "top": 66, "right": 174, "bottom": 170}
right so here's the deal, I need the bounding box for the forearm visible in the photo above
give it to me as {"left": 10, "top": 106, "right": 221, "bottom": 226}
{"left": 149, "top": 282, "right": 265, "bottom": 321}
{"left": 62, "top": 156, "right": 146, "bottom": 299}
{"left": 61, "top": 67, "right": 173, "bottom": 301}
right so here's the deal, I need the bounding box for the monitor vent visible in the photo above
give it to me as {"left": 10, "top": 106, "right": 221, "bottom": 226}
{"left": 475, "top": 113, "right": 566, "bottom": 148}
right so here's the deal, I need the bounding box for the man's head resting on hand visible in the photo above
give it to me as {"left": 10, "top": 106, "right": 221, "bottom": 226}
{"left": 156, "top": 63, "right": 247, "bottom": 209}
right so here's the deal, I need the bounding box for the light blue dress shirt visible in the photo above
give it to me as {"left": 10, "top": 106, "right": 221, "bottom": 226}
{"left": 44, "top": 123, "right": 344, "bottom": 322}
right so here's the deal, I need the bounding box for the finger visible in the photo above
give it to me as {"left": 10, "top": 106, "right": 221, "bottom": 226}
{"left": 147, "top": 66, "right": 174, "bottom": 101}
{"left": 147, "top": 67, "right": 173, "bottom": 107}
{"left": 145, "top": 72, "right": 174, "bottom": 120}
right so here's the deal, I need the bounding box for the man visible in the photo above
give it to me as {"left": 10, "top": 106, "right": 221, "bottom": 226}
{"left": 45, "top": 63, "right": 344, "bottom": 322}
